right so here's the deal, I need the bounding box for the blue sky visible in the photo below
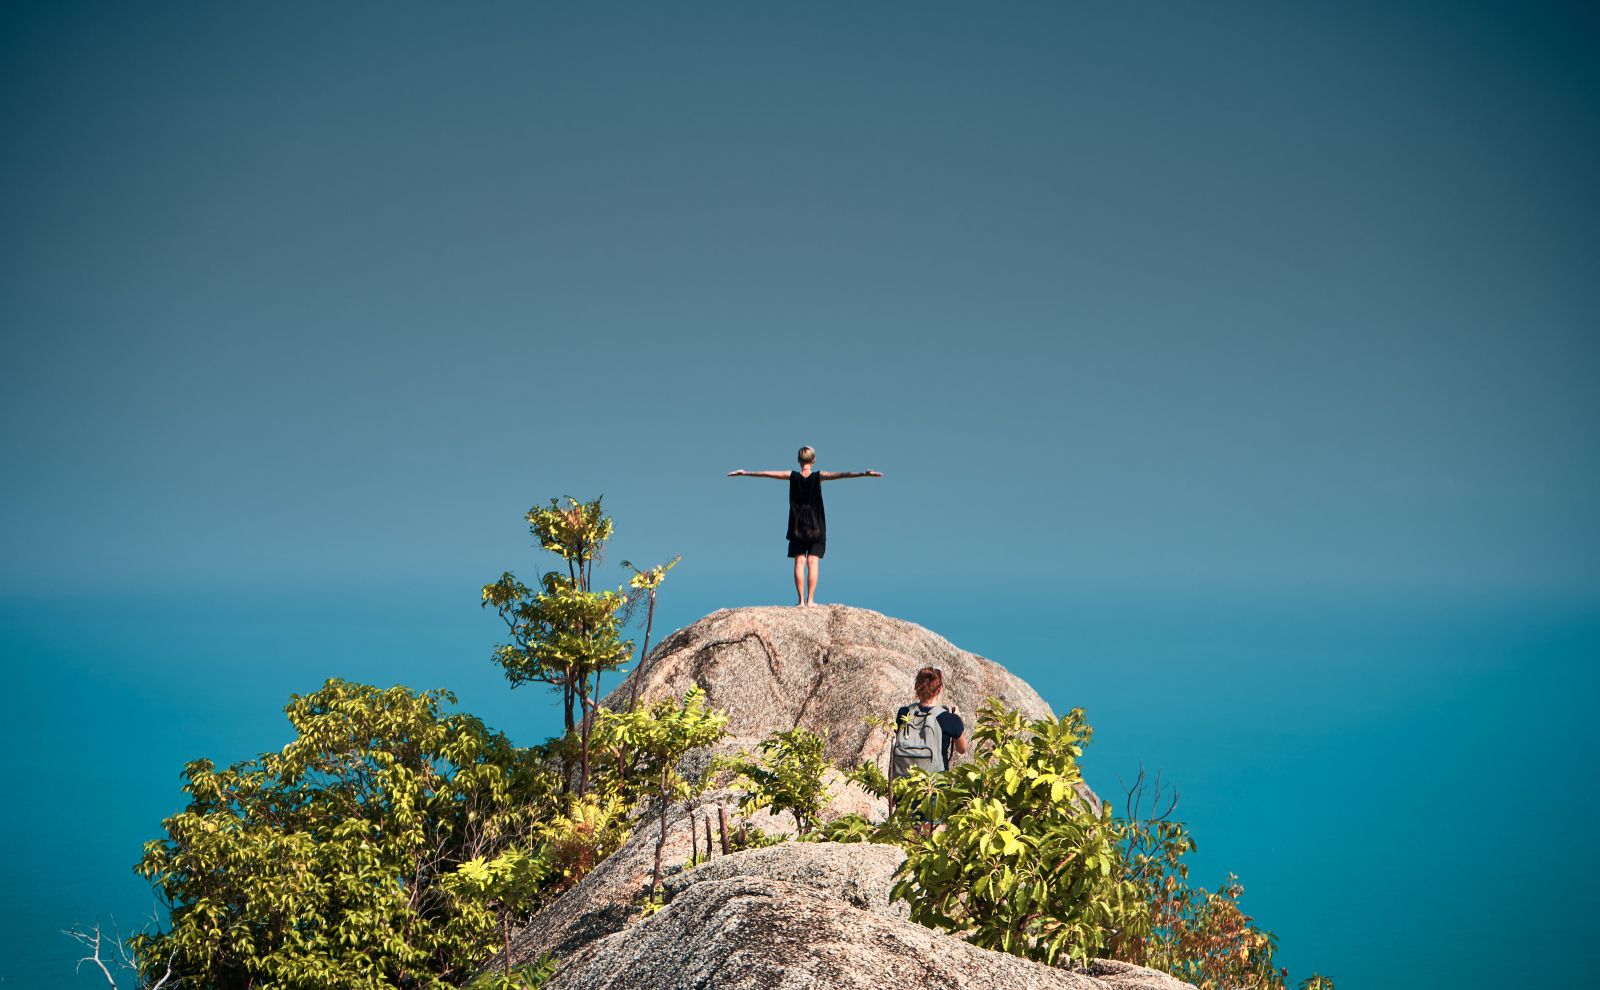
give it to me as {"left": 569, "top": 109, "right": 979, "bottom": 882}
{"left": 3, "top": 0, "right": 1596, "bottom": 602}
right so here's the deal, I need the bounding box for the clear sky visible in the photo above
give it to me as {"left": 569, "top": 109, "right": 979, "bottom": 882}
{"left": 3, "top": 0, "right": 1596, "bottom": 602}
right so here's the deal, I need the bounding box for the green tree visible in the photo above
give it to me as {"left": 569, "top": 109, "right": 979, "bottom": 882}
{"left": 131, "top": 679, "right": 555, "bottom": 990}
{"left": 722, "top": 728, "right": 831, "bottom": 836}
{"left": 889, "top": 700, "right": 1146, "bottom": 967}
{"left": 439, "top": 848, "right": 550, "bottom": 987}
{"left": 592, "top": 685, "right": 728, "bottom": 897}
{"left": 483, "top": 496, "right": 634, "bottom": 794}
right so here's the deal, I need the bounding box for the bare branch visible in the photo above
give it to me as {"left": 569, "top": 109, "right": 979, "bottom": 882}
{"left": 66, "top": 917, "right": 174, "bottom": 990}
{"left": 65, "top": 923, "right": 120, "bottom": 990}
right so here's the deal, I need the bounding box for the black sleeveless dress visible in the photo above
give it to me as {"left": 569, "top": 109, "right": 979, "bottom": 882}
{"left": 786, "top": 470, "right": 826, "bottom": 558}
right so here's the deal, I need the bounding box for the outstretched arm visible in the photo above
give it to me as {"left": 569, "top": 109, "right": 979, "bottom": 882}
{"left": 727, "top": 470, "right": 791, "bottom": 479}
{"left": 817, "top": 470, "right": 883, "bottom": 481}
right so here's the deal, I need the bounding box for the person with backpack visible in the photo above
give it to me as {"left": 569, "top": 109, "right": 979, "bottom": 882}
{"left": 889, "top": 666, "right": 968, "bottom": 819}
{"left": 727, "top": 446, "right": 882, "bottom": 607}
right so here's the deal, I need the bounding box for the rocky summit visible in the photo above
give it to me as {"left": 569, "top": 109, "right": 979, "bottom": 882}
{"left": 500, "top": 605, "right": 1188, "bottom": 990}
{"left": 606, "top": 604, "right": 1056, "bottom": 771}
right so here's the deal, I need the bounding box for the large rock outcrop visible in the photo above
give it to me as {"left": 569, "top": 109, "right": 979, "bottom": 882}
{"left": 605, "top": 604, "right": 1056, "bottom": 770}
{"left": 501, "top": 606, "right": 1173, "bottom": 989}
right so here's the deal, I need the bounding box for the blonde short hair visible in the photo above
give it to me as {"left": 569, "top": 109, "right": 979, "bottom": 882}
{"left": 797, "top": 446, "right": 816, "bottom": 465}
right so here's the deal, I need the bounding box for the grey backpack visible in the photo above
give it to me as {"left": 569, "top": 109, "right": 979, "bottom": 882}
{"left": 891, "top": 702, "right": 949, "bottom": 777}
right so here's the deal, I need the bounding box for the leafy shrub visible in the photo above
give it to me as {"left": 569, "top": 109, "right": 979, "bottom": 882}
{"left": 844, "top": 758, "right": 890, "bottom": 800}
{"left": 463, "top": 952, "right": 558, "bottom": 990}
{"left": 814, "top": 758, "right": 895, "bottom": 843}
{"left": 440, "top": 849, "right": 551, "bottom": 985}
{"left": 888, "top": 700, "right": 1147, "bottom": 966}
{"left": 816, "top": 811, "right": 887, "bottom": 844}
{"left": 721, "top": 727, "right": 831, "bottom": 836}
{"left": 131, "top": 679, "right": 556, "bottom": 990}
{"left": 534, "top": 792, "right": 632, "bottom": 893}
{"left": 1138, "top": 870, "right": 1283, "bottom": 989}
{"left": 592, "top": 684, "right": 728, "bottom": 896}
{"left": 725, "top": 819, "right": 785, "bottom": 852}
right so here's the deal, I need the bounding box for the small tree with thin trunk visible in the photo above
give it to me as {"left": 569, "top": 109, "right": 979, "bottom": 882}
{"left": 438, "top": 848, "right": 549, "bottom": 988}
{"left": 722, "top": 727, "right": 831, "bottom": 837}
{"left": 592, "top": 685, "right": 727, "bottom": 897}
{"left": 620, "top": 555, "right": 680, "bottom": 711}
{"left": 483, "top": 497, "right": 634, "bottom": 794}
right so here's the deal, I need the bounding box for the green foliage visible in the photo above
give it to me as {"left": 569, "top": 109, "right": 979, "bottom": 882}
{"left": 593, "top": 685, "right": 729, "bottom": 896}
{"left": 722, "top": 728, "right": 831, "bottom": 836}
{"left": 853, "top": 703, "right": 1333, "bottom": 987}
{"left": 126, "top": 497, "right": 705, "bottom": 990}
{"left": 131, "top": 679, "right": 555, "bottom": 990}
{"left": 486, "top": 573, "right": 632, "bottom": 696}
{"left": 463, "top": 953, "right": 558, "bottom": 990}
{"left": 816, "top": 811, "right": 893, "bottom": 844}
{"left": 593, "top": 685, "right": 728, "bottom": 805}
{"left": 621, "top": 555, "right": 680, "bottom": 592}
{"left": 727, "top": 823, "right": 784, "bottom": 852}
{"left": 844, "top": 759, "right": 890, "bottom": 800}
{"left": 440, "top": 848, "right": 549, "bottom": 916}
{"left": 483, "top": 496, "right": 636, "bottom": 793}
{"left": 534, "top": 793, "right": 632, "bottom": 894}
{"left": 527, "top": 496, "right": 613, "bottom": 578}
{"left": 888, "top": 700, "right": 1146, "bottom": 968}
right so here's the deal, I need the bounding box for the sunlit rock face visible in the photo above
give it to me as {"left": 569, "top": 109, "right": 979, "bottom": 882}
{"left": 607, "top": 604, "right": 1057, "bottom": 770}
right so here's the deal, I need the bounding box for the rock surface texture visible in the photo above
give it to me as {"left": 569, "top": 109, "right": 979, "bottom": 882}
{"left": 502, "top": 606, "right": 1185, "bottom": 990}
{"left": 605, "top": 604, "right": 1055, "bottom": 770}
{"left": 545, "top": 864, "right": 1194, "bottom": 990}
{"left": 662, "top": 842, "right": 911, "bottom": 922}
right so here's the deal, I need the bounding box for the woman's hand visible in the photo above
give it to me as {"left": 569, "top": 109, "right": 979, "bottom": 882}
{"left": 727, "top": 470, "right": 746, "bottom": 476}
{"left": 865, "top": 470, "right": 883, "bottom": 477}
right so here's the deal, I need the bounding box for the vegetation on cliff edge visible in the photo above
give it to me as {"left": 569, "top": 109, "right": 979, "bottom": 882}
{"left": 113, "top": 496, "right": 1330, "bottom": 990}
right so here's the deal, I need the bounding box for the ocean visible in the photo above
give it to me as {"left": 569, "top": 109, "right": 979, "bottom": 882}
{"left": 2, "top": 578, "right": 1594, "bottom": 988}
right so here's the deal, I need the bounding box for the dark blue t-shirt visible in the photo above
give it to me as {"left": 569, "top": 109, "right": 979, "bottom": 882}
{"left": 895, "top": 703, "right": 965, "bottom": 769}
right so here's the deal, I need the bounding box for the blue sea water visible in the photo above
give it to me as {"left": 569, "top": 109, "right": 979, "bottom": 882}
{"left": 1, "top": 577, "right": 1595, "bottom": 988}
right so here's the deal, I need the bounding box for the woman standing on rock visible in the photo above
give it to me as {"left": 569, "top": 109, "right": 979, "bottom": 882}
{"left": 727, "top": 446, "right": 882, "bottom": 607}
